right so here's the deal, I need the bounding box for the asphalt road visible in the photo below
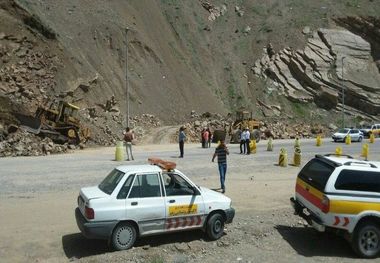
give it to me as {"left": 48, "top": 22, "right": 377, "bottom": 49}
{"left": 0, "top": 138, "right": 379, "bottom": 262}
{"left": 1, "top": 138, "right": 378, "bottom": 196}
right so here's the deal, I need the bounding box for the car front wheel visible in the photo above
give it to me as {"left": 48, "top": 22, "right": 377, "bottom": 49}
{"left": 206, "top": 213, "right": 225, "bottom": 240}
{"left": 358, "top": 136, "right": 363, "bottom": 142}
{"left": 352, "top": 222, "right": 380, "bottom": 258}
{"left": 111, "top": 222, "right": 137, "bottom": 250}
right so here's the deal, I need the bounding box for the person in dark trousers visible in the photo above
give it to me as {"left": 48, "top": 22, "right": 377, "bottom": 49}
{"left": 207, "top": 128, "right": 212, "bottom": 148}
{"left": 123, "top": 127, "right": 134, "bottom": 161}
{"left": 212, "top": 139, "right": 229, "bottom": 193}
{"left": 239, "top": 127, "right": 245, "bottom": 154}
{"left": 245, "top": 128, "right": 251, "bottom": 155}
{"left": 178, "top": 126, "right": 186, "bottom": 158}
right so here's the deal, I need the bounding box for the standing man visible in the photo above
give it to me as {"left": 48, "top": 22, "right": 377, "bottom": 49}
{"left": 245, "top": 128, "right": 251, "bottom": 155}
{"left": 212, "top": 139, "right": 229, "bottom": 193}
{"left": 123, "top": 127, "right": 134, "bottom": 161}
{"left": 179, "top": 126, "right": 186, "bottom": 158}
{"left": 207, "top": 128, "right": 212, "bottom": 148}
{"left": 239, "top": 127, "right": 245, "bottom": 154}
{"left": 203, "top": 128, "right": 209, "bottom": 149}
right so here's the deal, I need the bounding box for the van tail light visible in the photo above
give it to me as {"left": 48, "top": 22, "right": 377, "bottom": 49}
{"left": 321, "top": 195, "right": 330, "bottom": 213}
{"left": 85, "top": 206, "right": 95, "bottom": 219}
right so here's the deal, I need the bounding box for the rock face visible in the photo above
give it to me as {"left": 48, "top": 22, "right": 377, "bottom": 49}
{"left": 252, "top": 27, "right": 380, "bottom": 118}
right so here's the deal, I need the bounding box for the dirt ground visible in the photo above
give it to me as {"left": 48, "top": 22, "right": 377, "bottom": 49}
{"left": 0, "top": 139, "right": 378, "bottom": 262}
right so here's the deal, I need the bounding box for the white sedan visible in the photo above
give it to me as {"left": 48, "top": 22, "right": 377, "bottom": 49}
{"left": 75, "top": 158, "right": 235, "bottom": 250}
{"left": 332, "top": 128, "right": 363, "bottom": 142}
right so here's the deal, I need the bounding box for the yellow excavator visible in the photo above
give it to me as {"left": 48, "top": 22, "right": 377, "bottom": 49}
{"left": 13, "top": 100, "right": 90, "bottom": 144}
{"left": 229, "top": 110, "right": 261, "bottom": 143}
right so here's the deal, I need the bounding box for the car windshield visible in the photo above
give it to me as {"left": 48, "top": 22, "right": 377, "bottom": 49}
{"left": 98, "top": 169, "right": 125, "bottom": 195}
{"left": 337, "top": 128, "right": 349, "bottom": 133}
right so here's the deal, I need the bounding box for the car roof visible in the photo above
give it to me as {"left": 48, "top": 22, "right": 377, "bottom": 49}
{"left": 317, "top": 155, "right": 380, "bottom": 169}
{"left": 115, "top": 164, "right": 164, "bottom": 174}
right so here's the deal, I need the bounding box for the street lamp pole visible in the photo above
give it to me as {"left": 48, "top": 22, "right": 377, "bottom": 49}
{"left": 125, "top": 27, "right": 130, "bottom": 128}
{"left": 341, "top": 56, "right": 346, "bottom": 128}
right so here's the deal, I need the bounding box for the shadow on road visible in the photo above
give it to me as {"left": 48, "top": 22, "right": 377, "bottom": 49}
{"left": 62, "top": 233, "right": 109, "bottom": 259}
{"left": 62, "top": 230, "right": 207, "bottom": 259}
{"left": 275, "top": 225, "right": 356, "bottom": 258}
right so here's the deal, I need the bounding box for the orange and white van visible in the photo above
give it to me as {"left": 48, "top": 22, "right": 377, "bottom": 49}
{"left": 291, "top": 154, "right": 380, "bottom": 258}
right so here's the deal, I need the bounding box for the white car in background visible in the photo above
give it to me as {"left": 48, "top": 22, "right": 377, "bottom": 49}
{"left": 332, "top": 128, "right": 363, "bottom": 142}
{"left": 75, "top": 158, "right": 235, "bottom": 250}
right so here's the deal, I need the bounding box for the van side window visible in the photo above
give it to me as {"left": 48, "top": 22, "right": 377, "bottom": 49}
{"left": 335, "top": 170, "right": 380, "bottom": 192}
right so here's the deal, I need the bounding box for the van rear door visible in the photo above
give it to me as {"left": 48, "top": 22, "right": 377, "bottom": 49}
{"left": 295, "top": 158, "right": 335, "bottom": 215}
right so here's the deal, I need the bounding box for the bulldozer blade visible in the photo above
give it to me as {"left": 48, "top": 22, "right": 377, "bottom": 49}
{"left": 14, "top": 113, "right": 41, "bottom": 134}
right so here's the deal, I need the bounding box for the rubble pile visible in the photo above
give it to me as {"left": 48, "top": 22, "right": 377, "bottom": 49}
{"left": 179, "top": 111, "right": 331, "bottom": 143}
{"left": 0, "top": 32, "right": 58, "bottom": 112}
{"left": 260, "top": 121, "right": 328, "bottom": 139}
{"left": 0, "top": 129, "right": 74, "bottom": 157}
{"left": 130, "top": 114, "right": 162, "bottom": 140}
{"left": 181, "top": 112, "right": 232, "bottom": 143}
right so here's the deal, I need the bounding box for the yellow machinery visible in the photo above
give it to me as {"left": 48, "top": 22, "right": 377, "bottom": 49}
{"left": 14, "top": 100, "right": 90, "bottom": 144}
{"left": 229, "top": 110, "right": 261, "bottom": 143}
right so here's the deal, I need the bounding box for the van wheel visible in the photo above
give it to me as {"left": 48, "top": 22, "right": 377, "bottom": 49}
{"left": 206, "top": 213, "right": 225, "bottom": 240}
{"left": 111, "top": 222, "right": 137, "bottom": 250}
{"left": 352, "top": 222, "right": 380, "bottom": 258}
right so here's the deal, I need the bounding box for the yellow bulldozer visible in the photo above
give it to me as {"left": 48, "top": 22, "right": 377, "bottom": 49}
{"left": 13, "top": 100, "right": 90, "bottom": 144}
{"left": 229, "top": 110, "right": 261, "bottom": 143}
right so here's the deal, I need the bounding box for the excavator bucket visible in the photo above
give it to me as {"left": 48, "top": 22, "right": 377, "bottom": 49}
{"left": 14, "top": 113, "right": 41, "bottom": 134}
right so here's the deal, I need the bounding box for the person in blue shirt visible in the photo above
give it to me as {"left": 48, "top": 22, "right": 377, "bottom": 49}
{"left": 178, "top": 126, "right": 186, "bottom": 158}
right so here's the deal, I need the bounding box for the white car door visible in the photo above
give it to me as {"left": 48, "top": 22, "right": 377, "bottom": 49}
{"left": 350, "top": 129, "right": 358, "bottom": 141}
{"left": 161, "top": 172, "right": 206, "bottom": 232}
{"left": 125, "top": 173, "right": 166, "bottom": 236}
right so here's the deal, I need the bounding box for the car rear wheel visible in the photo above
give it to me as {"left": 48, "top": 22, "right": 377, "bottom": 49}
{"left": 111, "top": 222, "right": 137, "bottom": 250}
{"left": 352, "top": 222, "right": 380, "bottom": 258}
{"left": 206, "top": 213, "right": 225, "bottom": 240}
{"left": 358, "top": 136, "right": 363, "bottom": 142}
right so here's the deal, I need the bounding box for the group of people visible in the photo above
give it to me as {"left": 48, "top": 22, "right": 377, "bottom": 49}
{"left": 122, "top": 125, "right": 229, "bottom": 194}
{"left": 240, "top": 127, "right": 251, "bottom": 155}
{"left": 201, "top": 128, "right": 212, "bottom": 148}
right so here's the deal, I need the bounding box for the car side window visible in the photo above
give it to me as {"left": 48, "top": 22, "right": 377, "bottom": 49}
{"left": 117, "top": 174, "right": 135, "bottom": 199}
{"left": 162, "top": 173, "right": 195, "bottom": 196}
{"left": 128, "top": 173, "right": 161, "bottom": 198}
{"left": 335, "top": 170, "right": 380, "bottom": 192}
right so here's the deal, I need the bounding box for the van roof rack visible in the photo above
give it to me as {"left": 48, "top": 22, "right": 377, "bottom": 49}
{"left": 148, "top": 157, "right": 176, "bottom": 171}
{"left": 343, "top": 161, "right": 377, "bottom": 169}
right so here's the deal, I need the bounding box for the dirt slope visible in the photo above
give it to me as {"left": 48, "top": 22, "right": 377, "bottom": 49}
{"left": 0, "top": 0, "right": 379, "bottom": 145}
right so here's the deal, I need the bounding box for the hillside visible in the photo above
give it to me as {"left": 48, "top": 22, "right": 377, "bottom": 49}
{"left": 0, "top": 0, "right": 379, "bottom": 146}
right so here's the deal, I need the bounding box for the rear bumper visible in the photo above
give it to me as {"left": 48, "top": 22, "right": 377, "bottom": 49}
{"left": 75, "top": 207, "right": 118, "bottom": 240}
{"left": 225, "top": 208, "right": 235, "bottom": 224}
{"left": 290, "top": 197, "right": 325, "bottom": 232}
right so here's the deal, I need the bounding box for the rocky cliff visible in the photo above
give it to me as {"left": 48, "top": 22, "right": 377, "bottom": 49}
{"left": 252, "top": 17, "right": 380, "bottom": 122}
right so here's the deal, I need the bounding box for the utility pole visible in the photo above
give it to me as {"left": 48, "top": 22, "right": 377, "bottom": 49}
{"left": 341, "top": 56, "right": 346, "bottom": 128}
{"left": 125, "top": 27, "right": 130, "bottom": 128}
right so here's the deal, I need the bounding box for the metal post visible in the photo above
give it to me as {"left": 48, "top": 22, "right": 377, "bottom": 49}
{"left": 125, "top": 27, "right": 130, "bottom": 128}
{"left": 342, "top": 56, "right": 346, "bottom": 128}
